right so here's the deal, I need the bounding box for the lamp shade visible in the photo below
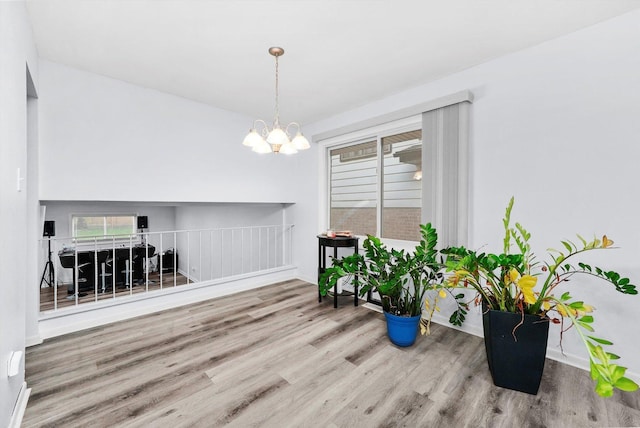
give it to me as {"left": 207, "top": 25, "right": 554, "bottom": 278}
{"left": 266, "top": 127, "right": 290, "bottom": 146}
{"left": 243, "top": 129, "right": 264, "bottom": 147}
{"left": 279, "top": 142, "right": 298, "bottom": 155}
{"left": 252, "top": 139, "right": 273, "bottom": 154}
{"left": 291, "top": 132, "right": 310, "bottom": 150}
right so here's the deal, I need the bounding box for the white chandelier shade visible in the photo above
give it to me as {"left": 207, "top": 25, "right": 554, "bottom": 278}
{"left": 242, "top": 47, "right": 311, "bottom": 155}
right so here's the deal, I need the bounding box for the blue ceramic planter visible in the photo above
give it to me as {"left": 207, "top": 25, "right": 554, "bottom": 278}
{"left": 384, "top": 312, "right": 421, "bottom": 347}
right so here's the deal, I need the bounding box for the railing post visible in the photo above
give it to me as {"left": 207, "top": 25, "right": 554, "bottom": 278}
{"left": 259, "top": 227, "right": 262, "bottom": 271}
{"left": 210, "top": 230, "right": 214, "bottom": 281}
{"left": 53, "top": 238, "right": 58, "bottom": 311}
{"left": 111, "top": 237, "right": 116, "bottom": 299}
{"left": 173, "top": 231, "right": 177, "bottom": 288}
{"left": 145, "top": 236, "right": 150, "bottom": 293}
{"left": 221, "top": 230, "right": 224, "bottom": 279}
{"left": 159, "top": 233, "right": 163, "bottom": 290}
{"left": 129, "top": 235, "right": 133, "bottom": 295}
{"left": 186, "top": 231, "right": 190, "bottom": 285}
{"left": 93, "top": 238, "right": 99, "bottom": 302}
{"left": 231, "top": 229, "right": 234, "bottom": 276}
{"left": 73, "top": 244, "right": 79, "bottom": 306}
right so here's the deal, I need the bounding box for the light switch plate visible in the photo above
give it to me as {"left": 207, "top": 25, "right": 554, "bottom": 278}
{"left": 16, "top": 168, "right": 24, "bottom": 192}
{"left": 8, "top": 351, "right": 23, "bottom": 377}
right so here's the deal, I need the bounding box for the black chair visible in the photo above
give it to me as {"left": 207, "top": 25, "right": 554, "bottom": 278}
{"left": 113, "top": 247, "right": 135, "bottom": 288}
{"left": 58, "top": 250, "right": 92, "bottom": 297}
{"left": 96, "top": 249, "right": 112, "bottom": 293}
{"left": 160, "top": 249, "right": 178, "bottom": 274}
{"left": 133, "top": 244, "right": 156, "bottom": 284}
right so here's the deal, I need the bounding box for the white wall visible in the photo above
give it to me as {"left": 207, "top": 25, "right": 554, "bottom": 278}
{"left": 174, "top": 203, "right": 287, "bottom": 230}
{"left": 38, "top": 60, "right": 303, "bottom": 204}
{"left": 288, "top": 147, "right": 319, "bottom": 284}
{"left": 303, "top": 10, "right": 640, "bottom": 380}
{"left": 0, "top": 2, "right": 39, "bottom": 426}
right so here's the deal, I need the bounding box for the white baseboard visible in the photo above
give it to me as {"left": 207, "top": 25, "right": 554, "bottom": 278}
{"left": 296, "top": 272, "right": 317, "bottom": 285}
{"left": 545, "top": 347, "right": 640, "bottom": 384}
{"left": 362, "top": 302, "right": 382, "bottom": 313}
{"left": 9, "top": 382, "right": 30, "bottom": 428}
{"left": 25, "top": 335, "right": 43, "bottom": 348}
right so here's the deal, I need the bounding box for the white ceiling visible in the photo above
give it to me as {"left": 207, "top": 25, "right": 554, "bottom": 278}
{"left": 26, "top": 0, "right": 640, "bottom": 125}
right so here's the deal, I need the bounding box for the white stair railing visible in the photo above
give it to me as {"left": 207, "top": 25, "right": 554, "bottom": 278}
{"left": 38, "top": 224, "right": 294, "bottom": 313}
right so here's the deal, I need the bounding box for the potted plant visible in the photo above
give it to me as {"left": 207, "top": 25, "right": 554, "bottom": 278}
{"left": 441, "top": 197, "right": 639, "bottom": 396}
{"left": 319, "top": 223, "right": 442, "bottom": 347}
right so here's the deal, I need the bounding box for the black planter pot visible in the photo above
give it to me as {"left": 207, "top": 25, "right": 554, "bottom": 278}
{"left": 482, "top": 307, "right": 550, "bottom": 395}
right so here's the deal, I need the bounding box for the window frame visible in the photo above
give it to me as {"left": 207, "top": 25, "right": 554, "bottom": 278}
{"left": 323, "top": 115, "right": 423, "bottom": 248}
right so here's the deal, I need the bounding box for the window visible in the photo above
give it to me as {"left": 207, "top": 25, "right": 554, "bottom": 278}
{"left": 71, "top": 214, "right": 136, "bottom": 240}
{"left": 329, "top": 140, "right": 379, "bottom": 237}
{"left": 322, "top": 94, "right": 471, "bottom": 247}
{"left": 328, "top": 129, "right": 423, "bottom": 241}
{"left": 382, "top": 130, "right": 422, "bottom": 241}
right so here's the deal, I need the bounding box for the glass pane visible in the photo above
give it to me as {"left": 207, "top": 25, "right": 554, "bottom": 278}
{"left": 382, "top": 130, "right": 422, "bottom": 241}
{"left": 106, "top": 216, "right": 135, "bottom": 236}
{"left": 329, "top": 140, "right": 378, "bottom": 236}
{"left": 72, "top": 215, "right": 135, "bottom": 238}
{"left": 73, "top": 216, "right": 104, "bottom": 238}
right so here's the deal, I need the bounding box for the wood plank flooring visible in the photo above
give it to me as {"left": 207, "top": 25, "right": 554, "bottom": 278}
{"left": 24, "top": 279, "right": 640, "bottom": 427}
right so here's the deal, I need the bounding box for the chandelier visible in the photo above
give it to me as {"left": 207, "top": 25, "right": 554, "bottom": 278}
{"left": 242, "top": 47, "right": 310, "bottom": 154}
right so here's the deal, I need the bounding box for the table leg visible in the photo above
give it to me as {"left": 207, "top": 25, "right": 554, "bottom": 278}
{"left": 333, "top": 246, "right": 338, "bottom": 308}
{"left": 354, "top": 244, "right": 359, "bottom": 306}
{"left": 318, "top": 240, "right": 322, "bottom": 303}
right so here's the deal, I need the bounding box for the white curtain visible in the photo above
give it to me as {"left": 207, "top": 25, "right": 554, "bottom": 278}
{"left": 422, "top": 101, "right": 470, "bottom": 247}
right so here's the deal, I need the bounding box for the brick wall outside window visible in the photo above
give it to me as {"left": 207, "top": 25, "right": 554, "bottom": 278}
{"left": 330, "top": 207, "right": 421, "bottom": 242}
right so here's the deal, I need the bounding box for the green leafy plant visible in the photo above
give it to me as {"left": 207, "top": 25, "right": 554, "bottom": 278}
{"left": 442, "top": 197, "right": 638, "bottom": 397}
{"left": 319, "top": 223, "right": 442, "bottom": 317}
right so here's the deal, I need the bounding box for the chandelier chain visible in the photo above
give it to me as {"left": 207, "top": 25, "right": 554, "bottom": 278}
{"left": 274, "top": 54, "right": 280, "bottom": 126}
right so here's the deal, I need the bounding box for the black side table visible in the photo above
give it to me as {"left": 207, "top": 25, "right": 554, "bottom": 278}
{"left": 317, "top": 235, "right": 359, "bottom": 308}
